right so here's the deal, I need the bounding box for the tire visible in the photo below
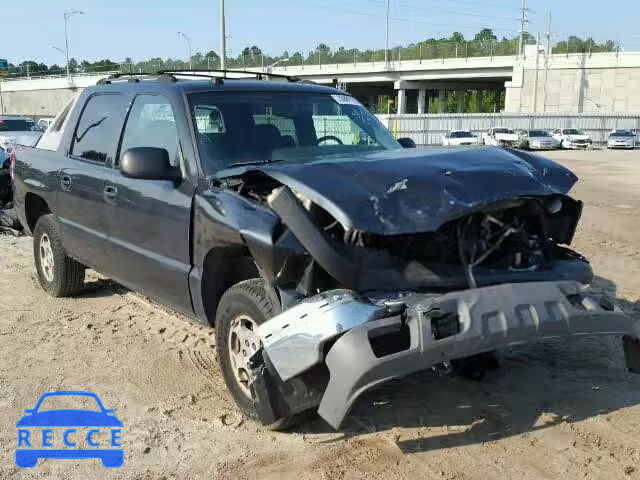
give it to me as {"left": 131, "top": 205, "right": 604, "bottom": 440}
{"left": 33, "top": 214, "right": 85, "bottom": 297}
{"left": 215, "top": 278, "right": 295, "bottom": 431}
{"left": 561, "top": 139, "right": 568, "bottom": 149}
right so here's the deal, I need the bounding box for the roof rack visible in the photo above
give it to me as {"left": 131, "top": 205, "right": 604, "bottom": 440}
{"left": 96, "top": 72, "right": 156, "bottom": 84}
{"left": 158, "top": 69, "right": 303, "bottom": 83}
{"left": 96, "top": 69, "right": 309, "bottom": 86}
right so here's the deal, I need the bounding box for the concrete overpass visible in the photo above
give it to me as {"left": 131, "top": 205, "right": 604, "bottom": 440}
{"left": 1, "top": 51, "right": 639, "bottom": 117}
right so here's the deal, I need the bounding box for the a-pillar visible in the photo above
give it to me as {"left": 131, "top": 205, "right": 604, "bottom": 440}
{"left": 456, "top": 91, "right": 466, "bottom": 113}
{"left": 438, "top": 89, "right": 446, "bottom": 113}
{"left": 476, "top": 90, "right": 484, "bottom": 113}
{"left": 417, "top": 88, "right": 426, "bottom": 114}
{"left": 397, "top": 88, "right": 406, "bottom": 114}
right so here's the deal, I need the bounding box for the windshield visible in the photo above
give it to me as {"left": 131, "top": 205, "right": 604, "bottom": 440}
{"left": 188, "top": 91, "right": 401, "bottom": 173}
{"left": 529, "top": 130, "right": 551, "bottom": 137}
{"left": 450, "top": 131, "right": 474, "bottom": 138}
{"left": 563, "top": 129, "right": 584, "bottom": 135}
{"left": 0, "top": 118, "right": 40, "bottom": 132}
{"left": 610, "top": 131, "right": 633, "bottom": 137}
{"left": 494, "top": 128, "right": 514, "bottom": 134}
{"left": 37, "top": 395, "right": 101, "bottom": 412}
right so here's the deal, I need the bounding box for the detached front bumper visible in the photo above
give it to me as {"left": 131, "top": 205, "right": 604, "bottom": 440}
{"left": 254, "top": 281, "right": 640, "bottom": 430}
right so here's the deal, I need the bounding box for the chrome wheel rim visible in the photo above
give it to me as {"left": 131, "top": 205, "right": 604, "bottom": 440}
{"left": 39, "top": 234, "right": 55, "bottom": 282}
{"left": 228, "top": 314, "right": 260, "bottom": 398}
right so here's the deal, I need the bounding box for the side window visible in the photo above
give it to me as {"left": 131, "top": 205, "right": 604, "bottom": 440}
{"left": 120, "top": 95, "right": 180, "bottom": 167}
{"left": 71, "top": 94, "right": 126, "bottom": 164}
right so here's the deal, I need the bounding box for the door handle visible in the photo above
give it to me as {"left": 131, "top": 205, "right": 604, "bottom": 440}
{"left": 60, "top": 175, "right": 72, "bottom": 191}
{"left": 103, "top": 185, "right": 118, "bottom": 202}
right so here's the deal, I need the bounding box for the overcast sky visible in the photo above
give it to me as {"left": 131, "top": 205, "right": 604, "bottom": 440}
{"left": 5, "top": 0, "right": 640, "bottom": 65}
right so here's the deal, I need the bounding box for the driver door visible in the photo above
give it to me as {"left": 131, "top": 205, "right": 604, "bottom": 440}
{"left": 104, "top": 93, "right": 195, "bottom": 314}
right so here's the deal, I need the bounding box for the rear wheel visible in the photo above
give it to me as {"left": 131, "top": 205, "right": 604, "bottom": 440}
{"left": 33, "top": 214, "right": 85, "bottom": 297}
{"left": 215, "top": 279, "right": 295, "bottom": 430}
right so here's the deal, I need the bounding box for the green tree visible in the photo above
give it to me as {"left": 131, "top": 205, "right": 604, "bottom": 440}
{"left": 474, "top": 28, "right": 497, "bottom": 42}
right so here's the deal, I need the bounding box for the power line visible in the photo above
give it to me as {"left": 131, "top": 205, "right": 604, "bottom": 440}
{"left": 297, "top": 0, "right": 520, "bottom": 35}
{"left": 365, "top": 0, "right": 518, "bottom": 23}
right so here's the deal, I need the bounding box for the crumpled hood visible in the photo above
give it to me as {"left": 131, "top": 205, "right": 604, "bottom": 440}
{"left": 233, "top": 146, "right": 578, "bottom": 236}
{"left": 565, "top": 134, "right": 590, "bottom": 141}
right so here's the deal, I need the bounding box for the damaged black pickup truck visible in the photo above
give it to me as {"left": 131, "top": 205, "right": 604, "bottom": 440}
{"left": 12, "top": 72, "right": 640, "bottom": 430}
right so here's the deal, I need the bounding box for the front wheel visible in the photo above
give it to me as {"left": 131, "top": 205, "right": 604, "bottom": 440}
{"left": 33, "top": 214, "right": 85, "bottom": 297}
{"left": 215, "top": 279, "right": 295, "bottom": 430}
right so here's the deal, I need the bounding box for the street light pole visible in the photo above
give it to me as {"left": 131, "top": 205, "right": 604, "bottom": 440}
{"left": 266, "top": 58, "right": 289, "bottom": 73}
{"left": 220, "top": 0, "right": 227, "bottom": 70}
{"left": 64, "top": 11, "right": 84, "bottom": 82}
{"left": 177, "top": 32, "right": 193, "bottom": 69}
{"left": 384, "top": 0, "right": 390, "bottom": 67}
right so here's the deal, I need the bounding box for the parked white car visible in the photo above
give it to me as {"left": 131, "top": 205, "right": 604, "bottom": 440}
{"left": 442, "top": 130, "right": 479, "bottom": 146}
{"left": 552, "top": 128, "right": 592, "bottom": 149}
{"left": 481, "top": 127, "right": 519, "bottom": 147}
{"left": 607, "top": 130, "right": 636, "bottom": 149}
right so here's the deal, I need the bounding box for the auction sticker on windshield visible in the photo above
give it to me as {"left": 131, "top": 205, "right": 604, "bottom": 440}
{"left": 331, "top": 94, "right": 361, "bottom": 105}
{"left": 15, "top": 391, "right": 123, "bottom": 468}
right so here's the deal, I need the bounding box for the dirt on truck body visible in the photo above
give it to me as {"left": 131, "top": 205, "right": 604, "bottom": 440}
{"left": 11, "top": 73, "right": 640, "bottom": 431}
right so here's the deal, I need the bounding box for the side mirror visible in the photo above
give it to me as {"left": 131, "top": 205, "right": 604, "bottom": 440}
{"left": 397, "top": 137, "right": 416, "bottom": 148}
{"left": 121, "top": 147, "right": 180, "bottom": 182}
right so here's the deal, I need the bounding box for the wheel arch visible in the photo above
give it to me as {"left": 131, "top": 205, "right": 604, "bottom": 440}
{"left": 199, "top": 246, "right": 264, "bottom": 326}
{"left": 24, "top": 192, "right": 51, "bottom": 234}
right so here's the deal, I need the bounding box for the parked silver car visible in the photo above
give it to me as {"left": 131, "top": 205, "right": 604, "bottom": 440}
{"left": 0, "top": 116, "right": 44, "bottom": 153}
{"left": 516, "top": 129, "right": 559, "bottom": 150}
{"left": 607, "top": 130, "right": 636, "bottom": 149}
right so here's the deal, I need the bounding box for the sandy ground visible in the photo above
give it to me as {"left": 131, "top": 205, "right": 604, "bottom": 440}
{"left": 1, "top": 149, "right": 640, "bottom": 480}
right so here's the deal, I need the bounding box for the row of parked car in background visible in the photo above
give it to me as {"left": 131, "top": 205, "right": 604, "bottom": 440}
{"left": 442, "top": 127, "right": 637, "bottom": 150}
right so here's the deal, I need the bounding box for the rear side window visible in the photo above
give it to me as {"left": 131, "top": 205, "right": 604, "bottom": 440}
{"left": 71, "top": 94, "right": 127, "bottom": 164}
{"left": 119, "top": 95, "right": 180, "bottom": 167}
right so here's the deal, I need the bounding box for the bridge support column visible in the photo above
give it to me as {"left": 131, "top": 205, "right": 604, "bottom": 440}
{"left": 438, "top": 89, "right": 446, "bottom": 113}
{"left": 476, "top": 90, "right": 484, "bottom": 113}
{"left": 417, "top": 88, "right": 426, "bottom": 114}
{"left": 397, "top": 88, "right": 406, "bottom": 114}
{"left": 456, "top": 91, "right": 466, "bottom": 113}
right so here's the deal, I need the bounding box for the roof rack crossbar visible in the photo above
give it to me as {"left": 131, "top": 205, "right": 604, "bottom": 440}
{"left": 157, "top": 68, "right": 303, "bottom": 83}
{"left": 96, "top": 72, "right": 158, "bottom": 85}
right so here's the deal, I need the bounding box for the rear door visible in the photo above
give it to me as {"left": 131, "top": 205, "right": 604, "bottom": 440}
{"left": 103, "top": 93, "right": 195, "bottom": 314}
{"left": 56, "top": 93, "right": 128, "bottom": 273}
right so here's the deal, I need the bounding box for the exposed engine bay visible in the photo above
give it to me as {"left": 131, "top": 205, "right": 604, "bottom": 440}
{"left": 211, "top": 147, "right": 640, "bottom": 430}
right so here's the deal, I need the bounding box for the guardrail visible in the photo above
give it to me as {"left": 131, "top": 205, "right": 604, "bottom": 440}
{"left": 1, "top": 71, "right": 119, "bottom": 82}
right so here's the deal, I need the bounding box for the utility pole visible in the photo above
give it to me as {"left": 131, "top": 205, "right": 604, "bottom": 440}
{"left": 517, "top": 0, "right": 531, "bottom": 58}
{"left": 543, "top": 12, "right": 551, "bottom": 112}
{"left": 532, "top": 33, "right": 541, "bottom": 113}
{"left": 220, "top": 0, "right": 226, "bottom": 70}
{"left": 384, "top": 0, "right": 390, "bottom": 67}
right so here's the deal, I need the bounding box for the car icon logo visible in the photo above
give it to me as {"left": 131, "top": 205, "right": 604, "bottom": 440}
{"left": 15, "top": 391, "right": 123, "bottom": 468}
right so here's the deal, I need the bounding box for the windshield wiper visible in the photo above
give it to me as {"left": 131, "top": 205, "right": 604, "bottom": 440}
{"left": 224, "top": 159, "right": 286, "bottom": 169}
